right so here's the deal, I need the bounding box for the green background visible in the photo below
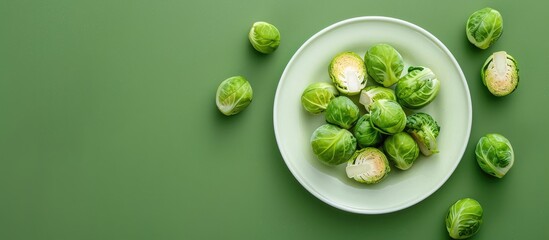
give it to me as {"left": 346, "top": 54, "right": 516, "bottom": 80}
{"left": 1, "top": 0, "right": 547, "bottom": 239}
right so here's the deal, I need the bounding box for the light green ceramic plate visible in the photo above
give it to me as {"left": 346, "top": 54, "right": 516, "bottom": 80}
{"left": 274, "top": 16, "right": 472, "bottom": 214}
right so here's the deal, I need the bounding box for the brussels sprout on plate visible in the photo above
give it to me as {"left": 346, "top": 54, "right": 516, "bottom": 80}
{"left": 310, "top": 124, "right": 357, "bottom": 165}
{"left": 248, "top": 21, "right": 280, "bottom": 54}
{"left": 446, "top": 198, "right": 483, "bottom": 239}
{"left": 325, "top": 96, "right": 360, "bottom": 129}
{"left": 395, "top": 66, "right": 441, "bottom": 109}
{"left": 345, "top": 147, "right": 390, "bottom": 184}
{"left": 216, "top": 76, "right": 253, "bottom": 116}
{"left": 481, "top": 51, "right": 519, "bottom": 97}
{"left": 405, "top": 112, "right": 440, "bottom": 156}
{"left": 466, "top": 7, "right": 503, "bottom": 49}
{"left": 369, "top": 99, "right": 407, "bottom": 135}
{"left": 328, "top": 52, "right": 367, "bottom": 95}
{"left": 301, "top": 82, "right": 339, "bottom": 114}
{"left": 358, "top": 85, "right": 396, "bottom": 111}
{"left": 475, "top": 133, "right": 514, "bottom": 178}
{"left": 353, "top": 114, "right": 384, "bottom": 148}
{"left": 364, "top": 43, "right": 404, "bottom": 87}
{"left": 383, "top": 132, "right": 419, "bottom": 170}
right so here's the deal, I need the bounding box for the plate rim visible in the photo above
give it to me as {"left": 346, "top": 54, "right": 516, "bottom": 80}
{"left": 273, "top": 16, "right": 472, "bottom": 214}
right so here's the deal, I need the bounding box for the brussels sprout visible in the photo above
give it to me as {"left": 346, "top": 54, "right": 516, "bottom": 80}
{"left": 353, "top": 114, "right": 384, "bottom": 148}
{"left": 446, "top": 198, "right": 483, "bottom": 239}
{"left": 481, "top": 51, "right": 519, "bottom": 97}
{"left": 248, "top": 21, "right": 280, "bottom": 54}
{"left": 216, "top": 76, "right": 253, "bottom": 116}
{"left": 364, "top": 43, "right": 404, "bottom": 87}
{"left": 405, "top": 112, "right": 440, "bottom": 156}
{"left": 301, "top": 82, "right": 339, "bottom": 114}
{"left": 310, "top": 124, "right": 357, "bottom": 165}
{"left": 475, "top": 133, "right": 514, "bottom": 178}
{"left": 328, "top": 52, "right": 367, "bottom": 95}
{"left": 325, "top": 96, "right": 360, "bottom": 129}
{"left": 395, "top": 66, "right": 441, "bottom": 109}
{"left": 369, "top": 99, "right": 406, "bottom": 135}
{"left": 466, "top": 7, "right": 503, "bottom": 49}
{"left": 383, "top": 132, "right": 420, "bottom": 170}
{"left": 358, "top": 85, "right": 396, "bottom": 111}
{"left": 345, "top": 147, "right": 390, "bottom": 184}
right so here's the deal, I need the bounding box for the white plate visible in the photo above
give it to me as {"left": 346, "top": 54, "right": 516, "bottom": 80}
{"left": 273, "top": 17, "right": 472, "bottom": 214}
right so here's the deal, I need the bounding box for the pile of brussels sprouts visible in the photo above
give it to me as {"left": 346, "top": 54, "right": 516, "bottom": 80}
{"left": 302, "top": 43, "right": 442, "bottom": 184}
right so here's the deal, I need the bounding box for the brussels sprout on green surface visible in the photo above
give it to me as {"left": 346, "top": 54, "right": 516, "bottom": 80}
{"left": 481, "top": 51, "right": 519, "bottom": 97}
{"left": 358, "top": 85, "right": 396, "bottom": 111}
{"left": 310, "top": 124, "right": 357, "bottom": 165}
{"left": 475, "top": 133, "right": 514, "bottom": 178}
{"left": 328, "top": 52, "right": 367, "bottom": 95}
{"left": 364, "top": 43, "right": 404, "bottom": 87}
{"left": 345, "top": 147, "right": 390, "bottom": 184}
{"left": 353, "top": 114, "right": 384, "bottom": 148}
{"left": 325, "top": 96, "right": 360, "bottom": 129}
{"left": 405, "top": 112, "right": 440, "bottom": 156}
{"left": 395, "top": 66, "right": 441, "bottom": 109}
{"left": 383, "top": 132, "right": 419, "bottom": 170}
{"left": 446, "top": 198, "right": 483, "bottom": 239}
{"left": 215, "top": 76, "right": 253, "bottom": 116}
{"left": 466, "top": 7, "right": 503, "bottom": 49}
{"left": 369, "top": 99, "right": 406, "bottom": 135}
{"left": 301, "top": 82, "right": 339, "bottom": 114}
{"left": 248, "top": 21, "right": 280, "bottom": 54}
